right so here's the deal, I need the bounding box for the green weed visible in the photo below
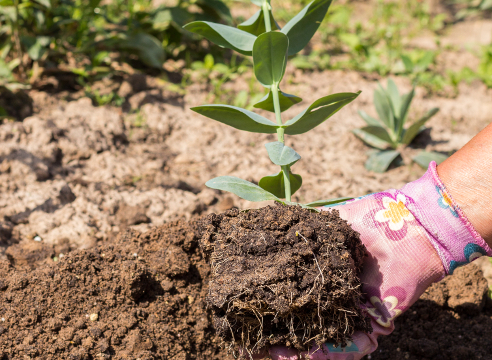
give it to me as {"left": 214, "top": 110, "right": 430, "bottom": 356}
{"left": 354, "top": 79, "right": 447, "bottom": 173}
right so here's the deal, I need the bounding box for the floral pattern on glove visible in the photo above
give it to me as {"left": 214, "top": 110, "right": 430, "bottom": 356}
{"left": 366, "top": 295, "right": 402, "bottom": 328}
{"left": 436, "top": 186, "right": 458, "bottom": 218}
{"left": 448, "top": 243, "right": 488, "bottom": 274}
{"left": 325, "top": 341, "right": 359, "bottom": 354}
{"left": 375, "top": 194, "right": 414, "bottom": 231}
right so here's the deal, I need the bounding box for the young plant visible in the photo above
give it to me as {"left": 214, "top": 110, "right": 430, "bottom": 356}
{"left": 354, "top": 79, "right": 447, "bottom": 173}
{"left": 184, "top": 0, "right": 359, "bottom": 208}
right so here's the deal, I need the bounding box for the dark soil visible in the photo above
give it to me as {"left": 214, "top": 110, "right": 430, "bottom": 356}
{"left": 199, "top": 204, "right": 372, "bottom": 354}
{"left": 365, "top": 263, "right": 492, "bottom": 360}
{"left": 0, "top": 220, "right": 233, "bottom": 360}
{"left": 1, "top": 211, "right": 492, "bottom": 360}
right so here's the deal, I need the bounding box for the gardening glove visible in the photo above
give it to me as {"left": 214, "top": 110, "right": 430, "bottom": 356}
{"left": 267, "top": 161, "right": 492, "bottom": 360}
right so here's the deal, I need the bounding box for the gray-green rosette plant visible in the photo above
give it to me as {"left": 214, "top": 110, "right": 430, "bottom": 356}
{"left": 354, "top": 79, "right": 447, "bottom": 173}
{"left": 184, "top": 0, "right": 360, "bottom": 208}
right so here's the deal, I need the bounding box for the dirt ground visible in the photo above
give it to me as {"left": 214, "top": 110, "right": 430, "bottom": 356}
{"left": 1, "top": 1, "right": 492, "bottom": 358}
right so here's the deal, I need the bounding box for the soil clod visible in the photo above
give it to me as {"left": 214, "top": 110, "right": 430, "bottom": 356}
{"left": 200, "top": 204, "right": 371, "bottom": 354}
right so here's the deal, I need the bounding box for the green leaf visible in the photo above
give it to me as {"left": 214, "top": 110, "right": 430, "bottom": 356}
{"left": 281, "top": 0, "right": 333, "bottom": 56}
{"left": 386, "top": 79, "right": 401, "bottom": 119}
{"left": 34, "top": 0, "right": 50, "bottom": 7}
{"left": 365, "top": 150, "right": 401, "bottom": 173}
{"left": 183, "top": 21, "right": 256, "bottom": 56}
{"left": 196, "top": 0, "right": 233, "bottom": 24}
{"left": 259, "top": 171, "right": 302, "bottom": 199}
{"left": 0, "top": 58, "right": 12, "bottom": 79}
{"left": 304, "top": 197, "right": 353, "bottom": 207}
{"left": 415, "top": 51, "right": 434, "bottom": 72}
{"left": 253, "top": 31, "right": 289, "bottom": 87}
{"left": 374, "top": 87, "right": 394, "bottom": 131}
{"left": 413, "top": 151, "right": 448, "bottom": 169}
{"left": 401, "top": 107, "right": 439, "bottom": 145}
{"left": 238, "top": 9, "right": 279, "bottom": 36}
{"left": 352, "top": 126, "right": 394, "bottom": 150}
{"left": 119, "top": 33, "right": 165, "bottom": 68}
{"left": 265, "top": 142, "right": 301, "bottom": 166}
{"left": 191, "top": 104, "right": 278, "bottom": 133}
{"left": 399, "top": 88, "right": 415, "bottom": 122}
{"left": 153, "top": 7, "right": 192, "bottom": 28}
{"left": 21, "top": 35, "right": 50, "bottom": 61}
{"left": 284, "top": 92, "right": 360, "bottom": 135}
{"left": 254, "top": 88, "right": 302, "bottom": 112}
{"left": 401, "top": 54, "right": 414, "bottom": 73}
{"left": 206, "top": 176, "right": 279, "bottom": 202}
{"left": 358, "top": 110, "right": 381, "bottom": 126}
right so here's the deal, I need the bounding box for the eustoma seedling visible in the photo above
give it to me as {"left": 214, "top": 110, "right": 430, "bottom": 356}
{"left": 185, "top": 0, "right": 360, "bottom": 208}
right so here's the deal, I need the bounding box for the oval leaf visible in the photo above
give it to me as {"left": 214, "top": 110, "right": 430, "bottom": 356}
{"left": 259, "top": 171, "right": 302, "bottom": 199}
{"left": 253, "top": 31, "right": 289, "bottom": 87}
{"left": 254, "top": 88, "right": 302, "bottom": 113}
{"left": 191, "top": 105, "right": 278, "bottom": 134}
{"left": 284, "top": 92, "right": 360, "bottom": 135}
{"left": 183, "top": 21, "right": 256, "bottom": 56}
{"left": 206, "top": 176, "right": 279, "bottom": 202}
{"left": 281, "top": 0, "right": 333, "bottom": 56}
{"left": 401, "top": 107, "right": 439, "bottom": 145}
{"left": 238, "top": 9, "right": 279, "bottom": 36}
{"left": 265, "top": 142, "right": 301, "bottom": 166}
{"left": 413, "top": 151, "right": 448, "bottom": 169}
{"left": 304, "top": 197, "right": 354, "bottom": 207}
{"left": 118, "top": 33, "right": 165, "bottom": 68}
{"left": 352, "top": 126, "right": 394, "bottom": 150}
{"left": 365, "top": 150, "right": 401, "bottom": 173}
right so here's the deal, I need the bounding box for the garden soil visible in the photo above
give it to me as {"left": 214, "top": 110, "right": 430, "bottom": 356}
{"left": 1, "top": 219, "right": 492, "bottom": 359}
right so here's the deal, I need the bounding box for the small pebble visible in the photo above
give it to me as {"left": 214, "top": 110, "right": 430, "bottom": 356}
{"left": 34, "top": 236, "right": 42, "bottom": 242}
{"left": 89, "top": 313, "right": 98, "bottom": 322}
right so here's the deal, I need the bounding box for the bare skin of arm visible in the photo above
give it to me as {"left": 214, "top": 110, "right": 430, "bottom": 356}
{"left": 438, "top": 122, "right": 492, "bottom": 248}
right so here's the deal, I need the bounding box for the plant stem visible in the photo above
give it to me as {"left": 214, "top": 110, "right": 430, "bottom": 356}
{"left": 262, "top": 1, "right": 272, "bottom": 32}
{"left": 262, "top": 1, "right": 292, "bottom": 202}
{"left": 128, "top": 0, "right": 134, "bottom": 31}
{"left": 13, "top": 0, "right": 24, "bottom": 78}
{"left": 282, "top": 165, "right": 292, "bottom": 202}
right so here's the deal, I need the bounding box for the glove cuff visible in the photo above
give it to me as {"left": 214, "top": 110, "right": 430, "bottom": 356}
{"left": 401, "top": 161, "right": 492, "bottom": 274}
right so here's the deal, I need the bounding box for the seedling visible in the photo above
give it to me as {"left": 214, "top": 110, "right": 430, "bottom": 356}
{"left": 184, "top": 0, "right": 359, "bottom": 208}
{"left": 354, "top": 79, "right": 447, "bottom": 173}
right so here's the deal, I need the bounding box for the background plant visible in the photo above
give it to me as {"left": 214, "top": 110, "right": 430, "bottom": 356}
{"left": 185, "top": 0, "right": 358, "bottom": 208}
{"left": 0, "top": 0, "right": 232, "bottom": 88}
{"left": 353, "top": 79, "right": 448, "bottom": 173}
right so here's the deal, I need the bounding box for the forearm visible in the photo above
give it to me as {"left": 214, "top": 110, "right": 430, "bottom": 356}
{"left": 437, "top": 122, "right": 492, "bottom": 247}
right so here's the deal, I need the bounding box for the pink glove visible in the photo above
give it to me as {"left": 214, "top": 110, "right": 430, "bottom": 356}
{"left": 268, "top": 161, "right": 492, "bottom": 360}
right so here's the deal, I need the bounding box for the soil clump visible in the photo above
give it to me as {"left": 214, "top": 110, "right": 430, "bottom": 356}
{"left": 200, "top": 204, "right": 371, "bottom": 354}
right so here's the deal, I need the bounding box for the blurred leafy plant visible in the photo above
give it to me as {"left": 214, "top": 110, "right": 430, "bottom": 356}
{"left": 0, "top": 0, "right": 232, "bottom": 87}
{"left": 354, "top": 79, "right": 446, "bottom": 173}
{"left": 450, "top": 0, "right": 492, "bottom": 19}
{"left": 185, "top": 0, "right": 358, "bottom": 208}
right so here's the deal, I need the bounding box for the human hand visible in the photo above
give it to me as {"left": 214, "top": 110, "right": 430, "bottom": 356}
{"left": 266, "top": 161, "right": 492, "bottom": 360}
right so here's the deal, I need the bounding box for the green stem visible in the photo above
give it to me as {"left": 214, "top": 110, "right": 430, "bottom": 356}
{"left": 13, "top": 0, "right": 24, "bottom": 78}
{"left": 262, "top": 1, "right": 272, "bottom": 32}
{"left": 282, "top": 165, "right": 292, "bottom": 202}
{"left": 128, "top": 0, "right": 134, "bottom": 31}
{"left": 261, "top": 2, "right": 292, "bottom": 202}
